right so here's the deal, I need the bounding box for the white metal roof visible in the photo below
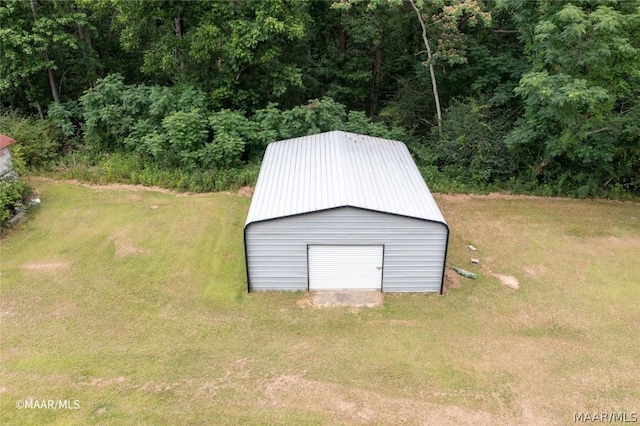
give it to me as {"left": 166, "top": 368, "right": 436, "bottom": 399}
{"left": 245, "top": 131, "right": 446, "bottom": 226}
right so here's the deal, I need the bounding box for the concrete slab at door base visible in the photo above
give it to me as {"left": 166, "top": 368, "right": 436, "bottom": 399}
{"left": 311, "top": 291, "right": 382, "bottom": 308}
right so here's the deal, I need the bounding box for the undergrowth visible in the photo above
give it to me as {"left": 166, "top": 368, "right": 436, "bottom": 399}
{"left": 46, "top": 151, "right": 261, "bottom": 192}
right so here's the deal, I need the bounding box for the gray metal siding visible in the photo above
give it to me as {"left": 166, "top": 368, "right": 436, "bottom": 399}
{"left": 246, "top": 207, "right": 447, "bottom": 292}
{"left": 0, "top": 148, "right": 15, "bottom": 178}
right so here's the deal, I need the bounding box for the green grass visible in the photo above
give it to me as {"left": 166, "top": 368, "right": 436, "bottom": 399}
{"left": 1, "top": 183, "right": 639, "bottom": 424}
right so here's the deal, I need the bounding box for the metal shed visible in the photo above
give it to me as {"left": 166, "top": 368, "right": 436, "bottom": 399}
{"left": 0, "top": 134, "right": 17, "bottom": 178}
{"left": 244, "top": 130, "right": 449, "bottom": 293}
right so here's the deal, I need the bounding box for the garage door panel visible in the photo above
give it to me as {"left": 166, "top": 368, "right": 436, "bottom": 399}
{"left": 308, "top": 245, "right": 383, "bottom": 291}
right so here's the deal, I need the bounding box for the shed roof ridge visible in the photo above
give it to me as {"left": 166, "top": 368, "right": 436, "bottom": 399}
{"left": 245, "top": 131, "right": 446, "bottom": 226}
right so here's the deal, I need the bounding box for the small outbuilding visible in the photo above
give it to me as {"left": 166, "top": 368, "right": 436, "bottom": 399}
{"left": 244, "top": 131, "right": 449, "bottom": 293}
{"left": 0, "top": 134, "right": 17, "bottom": 178}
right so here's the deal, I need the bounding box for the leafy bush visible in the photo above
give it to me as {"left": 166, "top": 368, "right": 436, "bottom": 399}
{"left": 81, "top": 74, "right": 158, "bottom": 152}
{"left": 246, "top": 97, "right": 407, "bottom": 160}
{"left": 54, "top": 149, "right": 261, "bottom": 193}
{"left": 47, "top": 102, "right": 80, "bottom": 138}
{"left": 0, "top": 110, "right": 63, "bottom": 169}
{"left": 0, "top": 177, "right": 29, "bottom": 229}
{"left": 76, "top": 75, "right": 408, "bottom": 176}
{"left": 272, "top": 97, "right": 406, "bottom": 141}
{"left": 42, "top": 75, "right": 412, "bottom": 193}
{"left": 200, "top": 110, "right": 255, "bottom": 168}
{"left": 429, "top": 98, "right": 516, "bottom": 185}
{"left": 161, "top": 109, "right": 209, "bottom": 169}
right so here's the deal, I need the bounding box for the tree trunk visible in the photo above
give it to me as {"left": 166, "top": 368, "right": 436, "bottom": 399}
{"left": 174, "top": 17, "right": 185, "bottom": 72}
{"left": 35, "top": 100, "right": 45, "bottom": 120}
{"left": 78, "top": 24, "right": 98, "bottom": 87}
{"left": 369, "top": 32, "right": 384, "bottom": 117}
{"left": 30, "top": 0, "right": 60, "bottom": 103}
{"left": 338, "top": 27, "right": 347, "bottom": 59}
{"left": 78, "top": 24, "right": 92, "bottom": 49}
{"left": 44, "top": 51, "right": 61, "bottom": 103}
{"left": 409, "top": 0, "right": 442, "bottom": 133}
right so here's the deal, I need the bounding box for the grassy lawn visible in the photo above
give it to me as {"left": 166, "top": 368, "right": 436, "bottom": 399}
{"left": 1, "top": 181, "right": 639, "bottom": 425}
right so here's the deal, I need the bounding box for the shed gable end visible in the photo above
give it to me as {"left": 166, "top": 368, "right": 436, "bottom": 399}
{"left": 245, "top": 207, "right": 448, "bottom": 293}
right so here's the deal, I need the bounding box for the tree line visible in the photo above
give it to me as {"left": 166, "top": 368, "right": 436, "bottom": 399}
{"left": 1, "top": 0, "right": 638, "bottom": 198}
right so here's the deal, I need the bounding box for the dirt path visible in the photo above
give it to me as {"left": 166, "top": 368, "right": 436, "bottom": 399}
{"left": 28, "top": 177, "right": 253, "bottom": 197}
{"left": 435, "top": 191, "right": 639, "bottom": 204}
{"left": 28, "top": 178, "right": 640, "bottom": 204}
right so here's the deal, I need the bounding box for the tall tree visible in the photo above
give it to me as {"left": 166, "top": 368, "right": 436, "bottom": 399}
{"left": 111, "top": 0, "right": 309, "bottom": 110}
{"left": 0, "top": 0, "right": 94, "bottom": 113}
{"left": 334, "top": 0, "right": 490, "bottom": 131}
{"left": 439, "top": 0, "right": 527, "bottom": 109}
{"left": 303, "top": 1, "right": 389, "bottom": 113}
{"left": 408, "top": 0, "right": 441, "bottom": 130}
{"left": 29, "top": 0, "right": 59, "bottom": 104}
{"left": 505, "top": 0, "right": 640, "bottom": 192}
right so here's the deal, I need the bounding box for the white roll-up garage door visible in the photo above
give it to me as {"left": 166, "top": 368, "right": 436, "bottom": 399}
{"left": 308, "top": 245, "right": 384, "bottom": 291}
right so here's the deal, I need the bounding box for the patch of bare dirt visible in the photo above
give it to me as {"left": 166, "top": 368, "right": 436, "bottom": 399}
{"left": 117, "top": 243, "right": 145, "bottom": 257}
{"left": 521, "top": 264, "right": 547, "bottom": 279}
{"left": 297, "top": 292, "right": 384, "bottom": 309}
{"left": 192, "top": 373, "right": 234, "bottom": 397}
{"left": 434, "top": 192, "right": 578, "bottom": 203}
{"left": 108, "top": 233, "right": 149, "bottom": 257}
{"left": 381, "top": 319, "right": 420, "bottom": 326}
{"left": 262, "top": 374, "right": 509, "bottom": 425}
{"left": 80, "top": 376, "right": 127, "bottom": 388}
{"left": 20, "top": 261, "right": 72, "bottom": 272}
{"left": 32, "top": 177, "right": 257, "bottom": 199}
{"left": 237, "top": 186, "right": 254, "bottom": 197}
{"left": 31, "top": 177, "right": 179, "bottom": 195}
{"left": 579, "top": 235, "right": 640, "bottom": 257}
{"left": 311, "top": 291, "right": 382, "bottom": 308}
{"left": 114, "top": 240, "right": 148, "bottom": 257}
{"left": 468, "top": 335, "right": 577, "bottom": 426}
{"left": 494, "top": 273, "right": 520, "bottom": 289}
{"left": 0, "top": 301, "right": 17, "bottom": 324}
{"left": 481, "top": 265, "right": 520, "bottom": 290}
{"left": 444, "top": 268, "right": 462, "bottom": 292}
{"left": 296, "top": 294, "right": 313, "bottom": 309}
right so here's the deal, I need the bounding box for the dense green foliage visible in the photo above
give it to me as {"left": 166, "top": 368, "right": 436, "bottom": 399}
{"left": 431, "top": 98, "right": 515, "bottom": 186}
{"left": 0, "top": 110, "right": 63, "bottom": 170}
{"left": 75, "top": 74, "right": 405, "bottom": 169}
{"left": 0, "top": 0, "right": 638, "bottom": 197}
{"left": 28, "top": 73, "right": 404, "bottom": 192}
{"left": 0, "top": 177, "right": 29, "bottom": 230}
{"left": 505, "top": 0, "right": 640, "bottom": 195}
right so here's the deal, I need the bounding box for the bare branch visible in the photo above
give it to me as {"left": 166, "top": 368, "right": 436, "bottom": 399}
{"left": 491, "top": 29, "right": 521, "bottom": 34}
{"left": 458, "top": 14, "right": 472, "bottom": 30}
{"left": 235, "top": 64, "right": 250, "bottom": 81}
{"left": 418, "top": 117, "right": 436, "bottom": 127}
{"left": 409, "top": 0, "right": 442, "bottom": 133}
{"left": 586, "top": 127, "right": 610, "bottom": 136}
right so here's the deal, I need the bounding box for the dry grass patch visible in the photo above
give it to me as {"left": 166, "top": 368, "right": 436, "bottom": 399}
{"left": 236, "top": 186, "right": 254, "bottom": 197}
{"left": 108, "top": 232, "right": 150, "bottom": 257}
{"left": 1, "top": 184, "right": 638, "bottom": 425}
{"left": 20, "top": 261, "right": 72, "bottom": 272}
{"left": 262, "top": 373, "right": 511, "bottom": 425}
{"left": 433, "top": 193, "right": 640, "bottom": 420}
